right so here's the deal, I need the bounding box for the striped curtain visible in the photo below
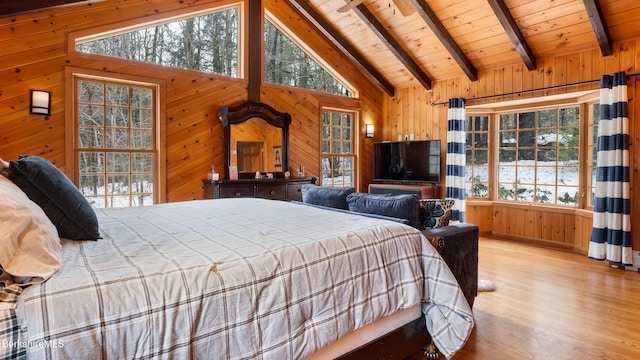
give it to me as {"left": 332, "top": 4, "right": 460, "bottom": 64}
{"left": 589, "top": 71, "right": 632, "bottom": 266}
{"left": 445, "top": 98, "right": 466, "bottom": 223}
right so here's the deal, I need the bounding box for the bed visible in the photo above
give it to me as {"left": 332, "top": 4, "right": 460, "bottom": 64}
{"left": 1, "top": 184, "right": 473, "bottom": 359}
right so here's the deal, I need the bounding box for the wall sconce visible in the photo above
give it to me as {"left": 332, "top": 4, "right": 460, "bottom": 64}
{"left": 366, "top": 124, "right": 375, "bottom": 138}
{"left": 30, "top": 90, "right": 51, "bottom": 116}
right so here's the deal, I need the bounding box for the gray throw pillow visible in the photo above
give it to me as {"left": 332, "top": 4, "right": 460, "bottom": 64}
{"left": 301, "top": 184, "right": 355, "bottom": 210}
{"left": 346, "top": 192, "right": 421, "bottom": 229}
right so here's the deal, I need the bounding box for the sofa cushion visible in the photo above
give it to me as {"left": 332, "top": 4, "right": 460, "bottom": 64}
{"left": 301, "top": 184, "right": 355, "bottom": 210}
{"left": 346, "top": 192, "right": 420, "bottom": 229}
{"left": 419, "top": 199, "right": 455, "bottom": 229}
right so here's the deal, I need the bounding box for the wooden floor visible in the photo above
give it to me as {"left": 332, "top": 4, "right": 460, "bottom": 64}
{"left": 423, "top": 237, "right": 640, "bottom": 360}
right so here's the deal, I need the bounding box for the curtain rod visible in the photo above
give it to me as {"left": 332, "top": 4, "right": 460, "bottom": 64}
{"left": 430, "top": 72, "right": 640, "bottom": 106}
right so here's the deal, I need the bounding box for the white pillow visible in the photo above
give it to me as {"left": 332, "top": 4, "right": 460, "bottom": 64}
{"left": 0, "top": 175, "right": 61, "bottom": 285}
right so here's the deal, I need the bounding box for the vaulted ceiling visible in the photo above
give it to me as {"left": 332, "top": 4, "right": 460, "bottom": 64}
{"left": 4, "top": 0, "right": 640, "bottom": 98}
{"left": 290, "top": 0, "right": 640, "bottom": 96}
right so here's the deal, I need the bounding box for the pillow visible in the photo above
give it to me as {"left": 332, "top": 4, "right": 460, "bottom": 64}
{"left": 346, "top": 192, "right": 421, "bottom": 229}
{"left": 6, "top": 155, "right": 100, "bottom": 240}
{"left": 301, "top": 184, "right": 355, "bottom": 210}
{"left": 0, "top": 175, "right": 61, "bottom": 285}
{"left": 419, "top": 199, "right": 455, "bottom": 229}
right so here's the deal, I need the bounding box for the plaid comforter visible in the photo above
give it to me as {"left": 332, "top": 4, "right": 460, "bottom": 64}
{"left": 0, "top": 279, "right": 26, "bottom": 360}
{"left": 8, "top": 198, "right": 473, "bottom": 359}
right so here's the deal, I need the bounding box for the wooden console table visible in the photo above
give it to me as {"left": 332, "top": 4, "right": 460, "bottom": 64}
{"left": 203, "top": 177, "right": 316, "bottom": 201}
{"left": 368, "top": 183, "right": 440, "bottom": 199}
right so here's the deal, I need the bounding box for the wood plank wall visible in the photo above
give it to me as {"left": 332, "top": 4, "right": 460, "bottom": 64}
{"left": 0, "top": 0, "right": 383, "bottom": 205}
{"left": 264, "top": 1, "right": 384, "bottom": 190}
{"left": 384, "top": 43, "right": 640, "bottom": 254}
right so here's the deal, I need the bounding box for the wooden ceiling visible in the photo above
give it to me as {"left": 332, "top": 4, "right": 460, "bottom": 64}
{"left": 3, "top": 1, "right": 640, "bottom": 97}
{"left": 291, "top": 0, "right": 640, "bottom": 95}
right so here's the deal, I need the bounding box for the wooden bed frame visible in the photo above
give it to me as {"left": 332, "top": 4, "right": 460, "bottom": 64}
{"left": 337, "top": 315, "right": 432, "bottom": 360}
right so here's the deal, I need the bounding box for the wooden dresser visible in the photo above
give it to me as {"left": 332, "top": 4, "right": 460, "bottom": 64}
{"left": 203, "top": 177, "right": 316, "bottom": 201}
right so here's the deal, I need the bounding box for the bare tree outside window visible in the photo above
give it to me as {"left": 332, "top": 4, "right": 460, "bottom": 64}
{"left": 321, "top": 110, "right": 355, "bottom": 187}
{"left": 77, "top": 8, "right": 239, "bottom": 78}
{"left": 77, "top": 80, "right": 156, "bottom": 208}
{"left": 264, "top": 20, "right": 352, "bottom": 97}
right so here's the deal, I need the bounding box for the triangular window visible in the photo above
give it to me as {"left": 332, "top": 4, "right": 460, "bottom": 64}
{"left": 264, "top": 18, "right": 354, "bottom": 97}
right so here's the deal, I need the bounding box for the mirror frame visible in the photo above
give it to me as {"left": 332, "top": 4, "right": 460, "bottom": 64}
{"left": 218, "top": 101, "right": 290, "bottom": 179}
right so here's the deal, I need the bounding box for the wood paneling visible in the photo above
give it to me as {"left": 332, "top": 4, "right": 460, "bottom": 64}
{"left": 261, "top": 82, "right": 380, "bottom": 191}
{"left": 462, "top": 202, "right": 492, "bottom": 236}
{"left": 0, "top": 0, "right": 384, "bottom": 204}
{"left": 492, "top": 203, "right": 576, "bottom": 250}
{"left": 467, "top": 203, "right": 594, "bottom": 255}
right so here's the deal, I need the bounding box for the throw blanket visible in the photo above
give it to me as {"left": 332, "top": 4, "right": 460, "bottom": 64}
{"left": 0, "top": 271, "right": 26, "bottom": 360}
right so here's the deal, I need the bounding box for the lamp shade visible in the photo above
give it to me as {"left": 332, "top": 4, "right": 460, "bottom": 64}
{"left": 365, "top": 124, "right": 374, "bottom": 138}
{"left": 30, "top": 90, "right": 51, "bottom": 116}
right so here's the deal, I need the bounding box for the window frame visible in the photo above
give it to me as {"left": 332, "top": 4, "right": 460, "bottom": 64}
{"left": 65, "top": 66, "right": 166, "bottom": 206}
{"left": 585, "top": 100, "right": 600, "bottom": 209}
{"left": 465, "top": 91, "right": 599, "bottom": 209}
{"left": 494, "top": 106, "right": 581, "bottom": 206}
{"left": 68, "top": 2, "right": 243, "bottom": 79}
{"left": 264, "top": 11, "right": 357, "bottom": 97}
{"left": 320, "top": 107, "right": 358, "bottom": 188}
{"left": 465, "top": 114, "right": 491, "bottom": 199}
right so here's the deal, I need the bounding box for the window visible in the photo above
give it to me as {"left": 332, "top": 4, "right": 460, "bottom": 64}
{"left": 587, "top": 103, "right": 600, "bottom": 206}
{"left": 465, "top": 115, "right": 489, "bottom": 198}
{"left": 69, "top": 71, "right": 163, "bottom": 208}
{"left": 264, "top": 18, "right": 353, "bottom": 96}
{"left": 321, "top": 109, "right": 355, "bottom": 187}
{"left": 497, "top": 107, "right": 580, "bottom": 206}
{"left": 76, "top": 7, "right": 239, "bottom": 77}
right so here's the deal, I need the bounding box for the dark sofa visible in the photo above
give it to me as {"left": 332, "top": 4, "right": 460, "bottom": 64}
{"left": 300, "top": 184, "right": 478, "bottom": 308}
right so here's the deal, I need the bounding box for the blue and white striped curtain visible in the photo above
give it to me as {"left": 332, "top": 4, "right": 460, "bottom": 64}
{"left": 445, "top": 98, "right": 466, "bottom": 223}
{"left": 589, "top": 71, "right": 632, "bottom": 266}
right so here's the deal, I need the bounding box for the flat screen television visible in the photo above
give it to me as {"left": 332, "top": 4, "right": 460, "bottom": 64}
{"left": 373, "top": 140, "right": 441, "bottom": 183}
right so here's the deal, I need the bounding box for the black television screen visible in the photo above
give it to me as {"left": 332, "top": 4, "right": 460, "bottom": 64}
{"left": 373, "top": 140, "right": 441, "bottom": 183}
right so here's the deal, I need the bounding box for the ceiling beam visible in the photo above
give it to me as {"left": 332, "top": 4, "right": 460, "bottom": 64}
{"left": 0, "top": 0, "right": 103, "bottom": 17}
{"left": 408, "top": 0, "right": 478, "bottom": 82}
{"left": 352, "top": 2, "right": 433, "bottom": 90}
{"left": 288, "top": 0, "right": 395, "bottom": 96}
{"left": 248, "top": 0, "right": 262, "bottom": 102}
{"left": 487, "top": 0, "right": 536, "bottom": 70}
{"left": 583, "top": 0, "right": 613, "bottom": 56}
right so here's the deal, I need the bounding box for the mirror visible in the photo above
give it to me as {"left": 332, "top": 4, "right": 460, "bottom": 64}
{"left": 231, "top": 119, "right": 282, "bottom": 173}
{"left": 218, "top": 102, "right": 290, "bottom": 179}
{"left": 236, "top": 141, "right": 264, "bottom": 172}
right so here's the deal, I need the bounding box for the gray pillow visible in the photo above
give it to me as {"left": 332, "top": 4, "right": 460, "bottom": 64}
{"left": 7, "top": 155, "right": 100, "bottom": 240}
{"left": 301, "top": 184, "right": 355, "bottom": 210}
{"left": 346, "top": 192, "right": 421, "bottom": 229}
